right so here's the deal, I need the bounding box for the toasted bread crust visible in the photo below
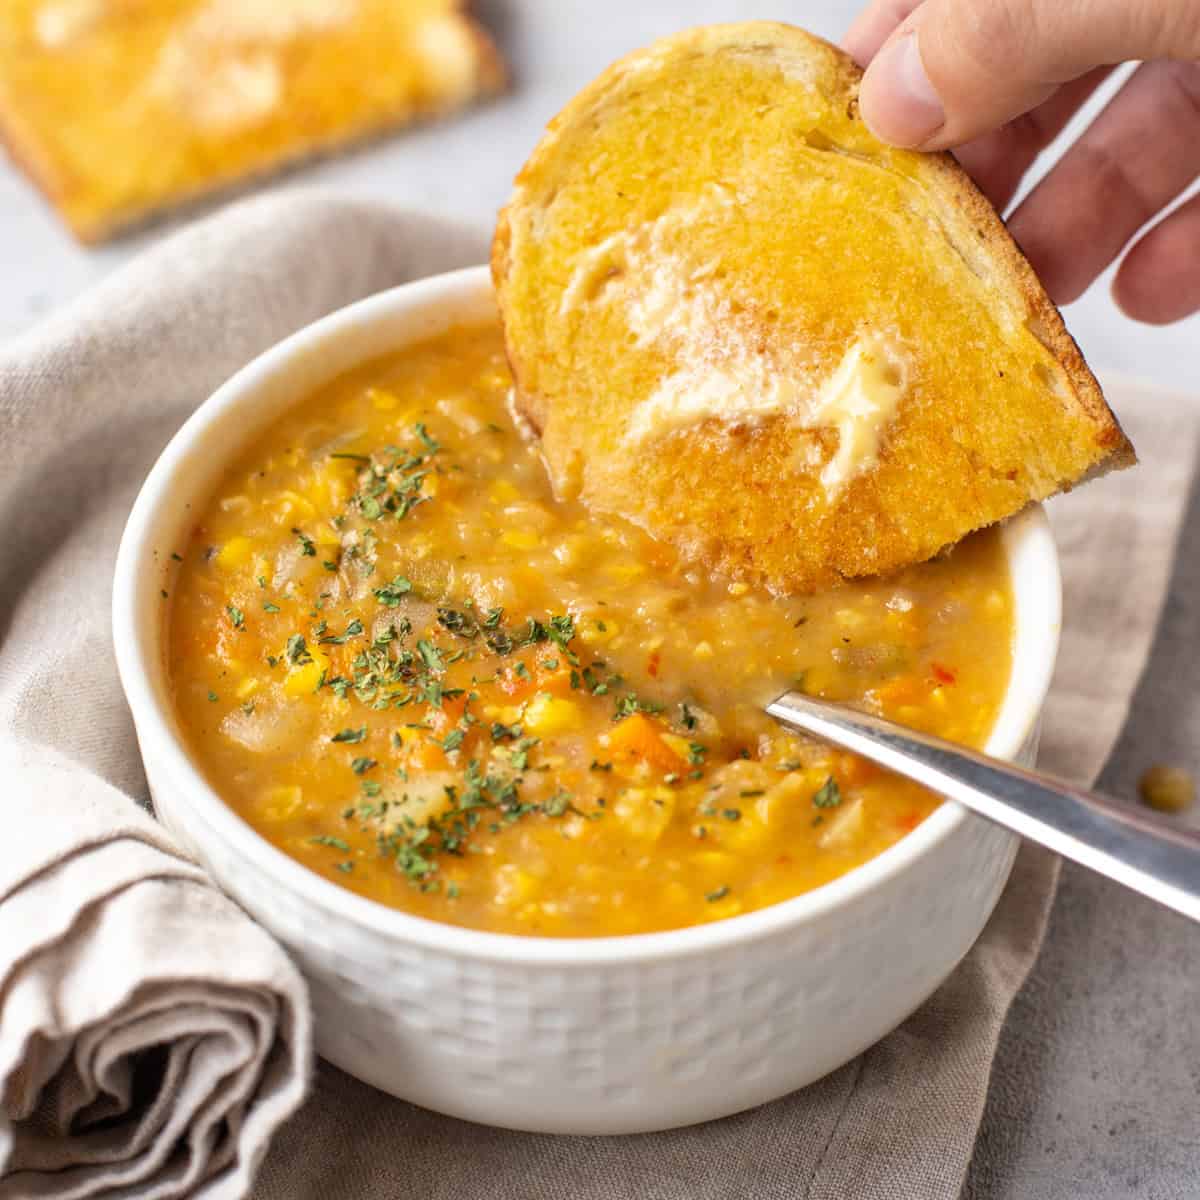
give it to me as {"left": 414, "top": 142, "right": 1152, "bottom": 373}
{"left": 0, "top": 1, "right": 506, "bottom": 244}
{"left": 494, "top": 23, "right": 1133, "bottom": 593}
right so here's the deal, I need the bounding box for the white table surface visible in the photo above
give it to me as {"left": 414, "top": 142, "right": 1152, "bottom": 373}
{"left": 3, "top": 4, "right": 1197, "bottom": 1196}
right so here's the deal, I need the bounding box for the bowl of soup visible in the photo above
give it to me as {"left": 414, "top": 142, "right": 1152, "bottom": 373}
{"left": 113, "top": 265, "right": 1060, "bottom": 1133}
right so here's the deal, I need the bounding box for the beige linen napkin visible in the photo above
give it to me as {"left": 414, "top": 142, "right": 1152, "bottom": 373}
{"left": 0, "top": 192, "right": 1190, "bottom": 1200}
{"left": 0, "top": 194, "right": 484, "bottom": 1199}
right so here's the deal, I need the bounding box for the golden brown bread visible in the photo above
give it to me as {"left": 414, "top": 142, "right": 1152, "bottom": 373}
{"left": 0, "top": 0, "right": 505, "bottom": 243}
{"left": 493, "top": 22, "right": 1133, "bottom": 594}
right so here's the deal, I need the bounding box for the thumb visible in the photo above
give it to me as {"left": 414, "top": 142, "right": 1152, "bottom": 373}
{"left": 858, "top": 0, "right": 1200, "bottom": 149}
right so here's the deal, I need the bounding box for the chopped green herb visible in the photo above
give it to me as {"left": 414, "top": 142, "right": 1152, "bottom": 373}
{"left": 542, "top": 791, "right": 572, "bottom": 817}
{"left": 706, "top": 886, "right": 730, "bottom": 902}
{"left": 226, "top": 604, "right": 244, "bottom": 630}
{"left": 373, "top": 576, "right": 413, "bottom": 606}
{"left": 351, "top": 757, "right": 377, "bottom": 775}
{"left": 285, "top": 634, "right": 311, "bottom": 666}
{"left": 437, "top": 608, "right": 479, "bottom": 638}
{"left": 438, "top": 728, "right": 465, "bottom": 753}
{"left": 331, "top": 727, "right": 367, "bottom": 744}
{"left": 263, "top": 601, "right": 281, "bottom": 613}
{"left": 319, "top": 618, "right": 364, "bottom": 645}
{"left": 417, "top": 640, "right": 445, "bottom": 672}
{"left": 614, "top": 692, "right": 665, "bottom": 720}
{"left": 293, "top": 529, "right": 316, "bottom": 557}
{"left": 310, "top": 835, "right": 350, "bottom": 852}
{"left": 812, "top": 777, "right": 843, "bottom": 809}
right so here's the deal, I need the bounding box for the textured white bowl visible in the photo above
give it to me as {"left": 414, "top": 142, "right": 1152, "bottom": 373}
{"left": 113, "top": 265, "right": 1061, "bottom": 1135}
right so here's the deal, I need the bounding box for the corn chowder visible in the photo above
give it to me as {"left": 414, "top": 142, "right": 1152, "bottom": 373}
{"left": 168, "top": 323, "right": 1014, "bottom": 937}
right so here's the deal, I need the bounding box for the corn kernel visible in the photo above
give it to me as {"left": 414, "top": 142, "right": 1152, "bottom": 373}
{"left": 523, "top": 694, "right": 582, "bottom": 736}
{"left": 605, "top": 562, "right": 645, "bottom": 580}
{"left": 214, "top": 536, "right": 254, "bottom": 570}
{"left": 235, "top": 677, "right": 259, "bottom": 699}
{"left": 284, "top": 652, "right": 329, "bottom": 697}
{"left": 501, "top": 529, "right": 540, "bottom": 551}
{"left": 272, "top": 490, "right": 317, "bottom": 520}
{"left": 368, "top": 387, "right": 399, "bottom": 410}
{"left": 661, "top": 733, "right": 693, "bottom": 760}
{"left": 728, "top": 581, "right": 750, "bottom": 596}
{"left": 578, "top": 618, "right": 618, "bottom": 645}
{"left": 612, "top": 786, "right": 675, "bottom": 841}
{"left": 694, "top": 641, "right": 714, "bottom": 659}
{"left": 260, "top": 786, "right": 303, "bottom": 821}
{"left": 490, "top": 479, "right": 521, "bottom": 503}
{"left": 493, "top": 863, "right": 539, "bottom": 908}
{"left": 703, "top": 895, "right": 744, "bottom": 921}
{"left": 692, "top": 850, "right": 737, "bottom": 874}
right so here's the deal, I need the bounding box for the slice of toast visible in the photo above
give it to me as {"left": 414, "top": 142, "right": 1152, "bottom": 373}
{"left": 493, "top": 22, "right": 1133, "bottom": 595}
{"left": 0, "top": 0, "right": 505, "bottom": 243}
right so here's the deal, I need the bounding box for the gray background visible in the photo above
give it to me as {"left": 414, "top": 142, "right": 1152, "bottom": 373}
{"left": 2, "top": 3, "right": 1197, "bottom": 1195}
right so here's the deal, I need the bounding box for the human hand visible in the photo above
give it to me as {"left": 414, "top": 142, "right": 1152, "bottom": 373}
{"left": 843, "top": 0, "right": 1200, "bottom": 323}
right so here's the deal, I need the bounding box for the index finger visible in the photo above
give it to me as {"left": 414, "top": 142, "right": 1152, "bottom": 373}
{"left": 842, "top": 0, "right": 923, "bottom": 67}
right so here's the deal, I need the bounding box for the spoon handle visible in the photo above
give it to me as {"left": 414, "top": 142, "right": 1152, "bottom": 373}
{"left": 766, "top": 691, "right": 1200, "bottom": 924}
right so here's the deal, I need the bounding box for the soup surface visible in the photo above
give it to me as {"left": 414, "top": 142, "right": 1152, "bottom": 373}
{"left": 168, "top": 322, "right": 1014, "bottom": 936}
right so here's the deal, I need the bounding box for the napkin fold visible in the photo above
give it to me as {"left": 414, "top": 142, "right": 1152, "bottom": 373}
{"left": 0, "top": 193, "right": 486, "bottom": 1199}
{"left": 0, "top": 191, "right": 1190, "bottom": 1200}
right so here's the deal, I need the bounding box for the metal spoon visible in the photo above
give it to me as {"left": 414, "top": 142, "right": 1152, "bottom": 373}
{"left": 767, "top": 690, "right": 1200, "bottom": 923}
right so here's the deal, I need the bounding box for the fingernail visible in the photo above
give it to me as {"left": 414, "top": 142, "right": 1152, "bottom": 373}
{"left": 860, "top": 33, "right": 945, "bottom": 148}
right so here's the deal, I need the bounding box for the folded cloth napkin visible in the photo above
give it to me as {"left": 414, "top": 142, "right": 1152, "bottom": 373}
{"left": 0, "top": 191, "right": 1192, "bottom": 1200}
{"left": 0, "top": 193, "right": 485, "bottom": 1199}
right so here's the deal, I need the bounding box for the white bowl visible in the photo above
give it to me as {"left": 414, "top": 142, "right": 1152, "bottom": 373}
{"left": 113, "top": 265, "right": 1061, "bottom": 1135}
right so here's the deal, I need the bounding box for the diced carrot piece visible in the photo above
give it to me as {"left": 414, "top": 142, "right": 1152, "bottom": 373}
{"left": 428, "top": 693, "right": 468, "bottom": 735}
{"left": 877, "top": 675, "right": 927, "bottom": 708}
{"left": 537, "top": 666, "right": 576, "bottom": 698}
{"left": 498, "top": 659, "right": 573, "bottom": 701}
{"left": 931, "top": 662, "right": 957, "bottom": 685}
{"left": 497, "top": 657, "right": 539, "bottom": 700}
{"left": 608, "top": 712, "right": 685, "bottom": 773}
{"left": 405, "top": 740, "right": 449, "bottom": 771}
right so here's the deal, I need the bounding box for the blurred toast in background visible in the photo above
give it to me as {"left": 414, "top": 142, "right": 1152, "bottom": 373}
{"left": 0, "top": 0, "right": 505, "bottom": 242}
